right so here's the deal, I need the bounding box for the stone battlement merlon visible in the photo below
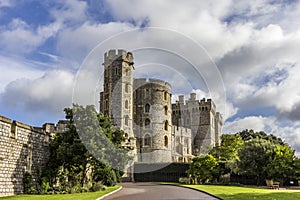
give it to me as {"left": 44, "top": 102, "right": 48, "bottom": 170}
{"left": 0, "top": 115, "right": 51, "bottom": 135}
{"left": 104, "top": 49, "right": 134, "bottom": 67}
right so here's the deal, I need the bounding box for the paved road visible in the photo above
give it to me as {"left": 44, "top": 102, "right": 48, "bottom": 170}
{"left": 103, "top": 183, "right": 219, "bottom": 200}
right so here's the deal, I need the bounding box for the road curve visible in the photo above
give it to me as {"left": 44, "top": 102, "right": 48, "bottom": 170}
{"left": 103, "top": 183, "right": 219, "bottom": 200}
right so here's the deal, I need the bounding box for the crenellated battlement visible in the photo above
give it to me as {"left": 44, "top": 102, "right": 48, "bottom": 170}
{"left": 104, "top": 49, "right": 134, "bottom": 65}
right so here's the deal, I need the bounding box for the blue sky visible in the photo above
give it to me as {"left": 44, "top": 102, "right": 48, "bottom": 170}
{"left": 1, "top": 0, "right": 300, "bottom": 155}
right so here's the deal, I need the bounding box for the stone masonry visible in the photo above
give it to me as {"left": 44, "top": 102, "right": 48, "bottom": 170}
{"left": 0, "top": 116, "right": 50, "bottom": 197}
{"left": 99, "top": 49, "right": 223, "bottom": 163}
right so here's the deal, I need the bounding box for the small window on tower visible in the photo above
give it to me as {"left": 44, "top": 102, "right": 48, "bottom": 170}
{"left": 125, "top": 100, "right": 129, "bottom": 109}
{"left": 164, "top": 136, "right": 168, "bottom": 147}
{"left": 164, "top": 120, "right": 169, "bottom": 131}
{"left": 145, "top": 89, "right": 150, "bottom": 97}
{"left": 164, "top": 91, "right": 167, "bottom": 100}
{"left": 125, "top": 84, "right": 129, "bottom": 93}
{"left": 125, "top": 115, "right": 129, "bottom": 126}
{"left": 144, "top": 134, "right": 151, "bottom": 146}
{"left": 145, "top": 118, "right": 150, "bottom": 129}
{"left": 145, "top": 104, "right": 150, "bottom": 113}
{"left": 164, "top": 106, "right": 168, "bottom": 115}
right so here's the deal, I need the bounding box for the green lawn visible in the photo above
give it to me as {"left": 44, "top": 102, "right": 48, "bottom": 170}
{"left": 0, "top": 186, "right": 120, "bottom": 200}
{"left": 183, "top": 184, "right": 300, "bottom": 200}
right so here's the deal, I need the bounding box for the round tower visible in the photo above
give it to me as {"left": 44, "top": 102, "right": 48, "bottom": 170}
{"left": 133, "top": 78, "right": 172, "bottom": 163}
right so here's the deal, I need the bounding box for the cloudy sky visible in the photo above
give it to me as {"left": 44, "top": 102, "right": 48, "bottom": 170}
{"left": 0, "top": 0, "right": 300, "bottom": 155}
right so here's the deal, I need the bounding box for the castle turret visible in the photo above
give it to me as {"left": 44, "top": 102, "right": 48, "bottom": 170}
{"left": 133, "top": 78, "right": 172, "bottom": 163}
{"left": 100, "top": 49, "right": 134, "bottom": 138}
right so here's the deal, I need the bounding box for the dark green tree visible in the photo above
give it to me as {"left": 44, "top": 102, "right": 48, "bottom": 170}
{"left": 42, "top": 105, "right": 128, "bottom": 192}
{"left": 187, "top": 154, "right": 218, "bottom": 184}
{"left": 238, "top": 138, "right": 276, "bottom": 185}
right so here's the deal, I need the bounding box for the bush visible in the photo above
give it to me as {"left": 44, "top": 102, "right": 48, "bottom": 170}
{"left": 23, "top": 172, "right": 36, "bottom": 194}
{"left": 90, "top": 182, "right": 107, "bottom": 192}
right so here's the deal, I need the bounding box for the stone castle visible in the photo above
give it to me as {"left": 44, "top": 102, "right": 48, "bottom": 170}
{"left": 99, "top": 49, "right": 223, "bottom": 163}
{"left": 0, "top": 49, "right": 222, "bottom": 196}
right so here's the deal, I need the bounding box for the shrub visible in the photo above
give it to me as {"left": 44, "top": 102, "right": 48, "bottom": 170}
{"left": 90, "top": 182, "right": 107, "bottom": 192}
{"left": 23, "top": 172, "right": 36, "bottom": 194}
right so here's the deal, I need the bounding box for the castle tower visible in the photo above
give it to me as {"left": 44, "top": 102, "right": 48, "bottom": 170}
{"left": 194, "top": 98, "right": 217, "bottom": 154}
{"left": 100, "top": 49, "right": 134, "bottom": 138}
{"left": 172, "top": 95, "right": 222, "bottom": 155}
{"left": 133, "top": 78, "right": 173, "bottom": 163}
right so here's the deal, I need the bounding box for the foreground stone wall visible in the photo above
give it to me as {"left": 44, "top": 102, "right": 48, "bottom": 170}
{"left": 0, "top": 116, "right": 50, "bottom": 197}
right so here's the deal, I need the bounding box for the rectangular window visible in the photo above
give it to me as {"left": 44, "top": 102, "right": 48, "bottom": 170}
{"left": 26, "top": 145, "right": 33, "bottom": 173}
{"left": 10, "top": 122, "right": 17, "bottom": 139}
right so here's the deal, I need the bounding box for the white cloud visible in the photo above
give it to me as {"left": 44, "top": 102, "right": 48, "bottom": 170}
{"left": 56, "top": 21, "right": 135, "bottom": 63}
{"left": 223, "top": 115, "right": 300, "bottom": 156}
{"left": 0, "top": 19, "right": 60, "bottom": 54}
{"left": 0, "top": 0, "right": 12, "bottom": 8}
{"left": 0, "top": 55, "right": 44, "bottom": 92}
{"left": 50, "top": 0, "right": 88, "bottom": 24}
{"left": 0, "top": 70, "right": 74, "bottom": 113}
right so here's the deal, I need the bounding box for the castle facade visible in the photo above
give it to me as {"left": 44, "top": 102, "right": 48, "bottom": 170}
{"left": 99, "top": 49, "right": 223, "bottom": 163}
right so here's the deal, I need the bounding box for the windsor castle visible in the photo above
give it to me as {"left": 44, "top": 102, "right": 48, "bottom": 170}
{"left": 100, "top": 49, "right": 223, "bottom": 163}
{"left": 0, "top": 49, "right": 222, "bottom": 196}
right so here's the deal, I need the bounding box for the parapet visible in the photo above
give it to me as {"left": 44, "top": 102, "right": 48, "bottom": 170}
{"left": 0, "top": 115, "right": 46, "bottom": 134}
{"left": 104, "top": 49, "right": 134, "bottom": 65}
{"left": 133, "top": 78, "right": 171, "bottom": 91}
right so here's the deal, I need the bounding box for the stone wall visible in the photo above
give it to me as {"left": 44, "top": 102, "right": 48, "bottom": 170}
{"left": 133, "top": 78, "right": 172, "bottom": 163}
{"left": 0, "top": 116, "right": 50, "bottom": 197}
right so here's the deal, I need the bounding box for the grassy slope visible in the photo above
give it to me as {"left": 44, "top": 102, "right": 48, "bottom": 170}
{"left": 183, "top": 185, "right": 300, "bottom": 200}
{"left": 0, "top": 186, "right": 120, "bottom": 200}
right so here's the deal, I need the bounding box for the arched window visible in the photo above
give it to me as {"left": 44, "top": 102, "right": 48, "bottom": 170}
{"left": 144, "top": 134, "right": 151, "bottom": 146}
{"left": 164, "top": 120, "right": 169, "bottom": 131}
{"left": 164, "top": 106, "right": 168, "bottom": 115}
{"left": 125, "top": 115, "right": 129, "bottom": 126}
{"left": 164, "top": 136, "right": 168, "bottom": 147}
{"left": 124, "top": 133, "right": 128, "bottom": 138}
{"left": 145, "top": 118, "right": 150, "bottom": 129}
{"left": 125, "top": 100, "right": 129, "bottom": 109}
{"left": 145, "top": 103, "right": 150, "bottom": 113}
{"left": 125, "top": 83, "right": 129, "bottom": 93}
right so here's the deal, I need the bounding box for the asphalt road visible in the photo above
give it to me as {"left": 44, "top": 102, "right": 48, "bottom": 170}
{"left": 103, "top": 183, "right": 219, "bottom": 200}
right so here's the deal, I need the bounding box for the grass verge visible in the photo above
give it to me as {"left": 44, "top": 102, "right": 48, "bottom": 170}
{"left": 162, "top": 183, "right": 300, "bottom": 200}
{"left": 0, "top": 185, "right": 120, "bottom": 200}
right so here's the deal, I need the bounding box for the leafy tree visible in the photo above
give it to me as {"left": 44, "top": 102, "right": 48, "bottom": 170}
{"left": 210, "top": 134, "right": 244, "bottom": 176}
{"left": 42, "top": 105, "right": 128, "bottom": 192}
{"left": 237, "top": 129, "right": 284, "bottom": 145}
{"left": 187, "top": 154, "right": 218, "bottom": 184}
{"left": 264, "top": 144, "right": 295, "bottom": 183}
{"left": 238, "top": 138, "right": 275, "bottom": 185}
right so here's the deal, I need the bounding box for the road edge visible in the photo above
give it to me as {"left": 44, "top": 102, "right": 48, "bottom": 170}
{"left": 158, "top": 183, "right": 223, "bottom": 200}
{"left": 96, "top": 186, "right": 123, "bottom": 200}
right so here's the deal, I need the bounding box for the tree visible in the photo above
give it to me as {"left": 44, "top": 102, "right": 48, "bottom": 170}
{"left": 187, "top": 154, "right": 218, "bottom": 184}
{"left": 42, "top": 105, "right": 128, "bottom": 193}
{"left": 264, "top": 144, "right": 295, "bottom": 183}
{"left": 238, "top": 138, "right": 275, "bottom": 185}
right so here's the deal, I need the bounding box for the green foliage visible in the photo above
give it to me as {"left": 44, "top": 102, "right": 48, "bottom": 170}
{"left": 23, "top": 172, "right": 36, "bottom": 194}
{"left": 41, "top": 104, "right": 129, "bottom": 193}
{"left": 238, "top": 138, "right": 275, "bottom": 184}
{"left": 264, "top": 144, "right": 295, "bottom": 180}
{"left": 210, "top": 134, "right": 244, "bottom": 177}
{"left": 206, "top": 130, "right": 298, "bottom": 186}
{"left": 187, "top": 154, "right": 218, "bottom": 184}
{"left": 90, "top": 182, "right": 107, "bottom": 192}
